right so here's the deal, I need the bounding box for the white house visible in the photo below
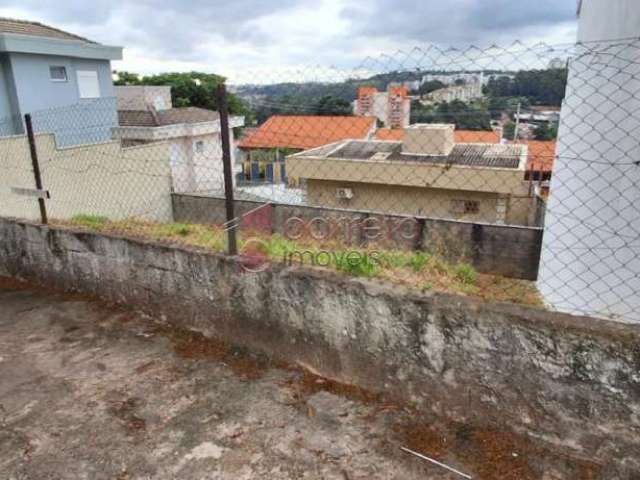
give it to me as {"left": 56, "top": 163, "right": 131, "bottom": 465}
{"left": 113, "top": 86, "right": 244, "bottom": 195}
{"left": 538, "top": 0, "right": 640, "bottom": 322}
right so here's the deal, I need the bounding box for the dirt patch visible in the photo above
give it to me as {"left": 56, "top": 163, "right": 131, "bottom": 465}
{"left": 397, "top": 423, "right": 449, "bottom": 461}
{"left": 0, "top": 276, "right": 32, "bottom": 292}
{"left": 395, "top": 421, "right": 604, "bottom": 480}
{"left": 154, "top": 324, "right": 268, "bottom": 380}
{"left": 284, "top": 368, "right": 383, "bottom": 406}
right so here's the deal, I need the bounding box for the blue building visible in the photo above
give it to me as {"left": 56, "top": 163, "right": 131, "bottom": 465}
{"left": 0, "top": 18, "right": 122, "bottom": 144}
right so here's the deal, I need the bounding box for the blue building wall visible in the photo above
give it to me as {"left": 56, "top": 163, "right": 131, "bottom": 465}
{"left": 0, "top": 53, "right": 117, "bottom": 144}
{"left": 0, "top": 57, "right": 13, "bottom": 118}
{"left": 8, "top": 53, "right": 114, "bottom": 114}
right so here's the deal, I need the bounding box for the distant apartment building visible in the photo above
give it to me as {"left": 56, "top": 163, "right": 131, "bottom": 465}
{"left": 113, "top": 86, "right": 244, "bottom": 194}
{"left": 353, "top": 86, "right": 411, "bottom": 128}
{"left": 389, "top": 80, "right": 421, "bottom": 92}
{"left": 424, "top": 82, "right": 483, "bottom": 104}
{"left": 421, "top": 72, "right": 488, "bottom": 87}
{"left": 287, "top": 124, "right": 538, "bottom": 226}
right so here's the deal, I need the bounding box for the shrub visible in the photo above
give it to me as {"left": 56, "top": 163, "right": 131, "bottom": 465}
{"left": 334, "top": 251, "right": 379, "bottom": 277}
{"left": 262, "top": 235, "right": 298, "bottom": 258}
{"left": 157, "top": 223, "right": 191, "bottom": 237}
{"left": 454, "top": 263, "right": 478, "bottom": 285}
{"left": 409, "top": 251, "right": 431, "bottom": 272}
{"left": 70, "top": 214, "right": 108, "bottom": 229}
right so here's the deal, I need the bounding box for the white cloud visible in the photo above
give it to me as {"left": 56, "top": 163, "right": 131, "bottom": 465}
{"left": 0, "top": 0, "right": 578, "bottom": 82}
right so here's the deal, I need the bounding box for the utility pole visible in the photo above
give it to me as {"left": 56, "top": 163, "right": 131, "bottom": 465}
{"left": 513, "top": 102, "right": 521, "bottom": 141}
{"left": 216, "top": 84, "right": 238, "bottom": 255}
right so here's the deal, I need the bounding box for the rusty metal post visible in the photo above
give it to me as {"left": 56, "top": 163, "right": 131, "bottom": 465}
{"left": 24, "top": 114, "right": 48, "bottom": 225}
{"left": 216, "top": 84, "right": 238, "bottom": 255}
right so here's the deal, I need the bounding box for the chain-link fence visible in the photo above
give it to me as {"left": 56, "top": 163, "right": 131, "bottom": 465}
{"left": 1, "top": 39, "right": 639, "bottom": 322}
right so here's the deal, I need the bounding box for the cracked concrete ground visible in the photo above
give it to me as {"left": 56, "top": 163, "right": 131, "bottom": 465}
{"left": 0, "top": 281, "right": 466, "bottom": 480}
{"left": 0, "top": 280, "right": 603, "bottom": 479}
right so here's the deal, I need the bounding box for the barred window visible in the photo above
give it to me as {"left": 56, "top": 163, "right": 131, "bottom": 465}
{"left": 451, "top": 199, "right": 480, "bottom": 215}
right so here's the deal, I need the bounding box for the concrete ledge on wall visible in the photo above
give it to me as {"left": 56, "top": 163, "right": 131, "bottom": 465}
{"left": 0, "top": 217, "right": 638, "bottom": 475}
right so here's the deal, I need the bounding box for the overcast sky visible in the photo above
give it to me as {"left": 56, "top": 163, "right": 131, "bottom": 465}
{"left": 0, "top": 0, "right": 578, "bottom": 81}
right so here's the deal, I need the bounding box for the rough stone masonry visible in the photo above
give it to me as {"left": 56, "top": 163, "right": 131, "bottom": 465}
{"left": 0, "top": 218, "right": 639, "bottom": 476}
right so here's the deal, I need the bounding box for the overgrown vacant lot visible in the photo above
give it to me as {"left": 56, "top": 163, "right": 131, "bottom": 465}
{"left": 58, "top": 215, "right": 542, "bottom": 307}
{"left": 0, "top": 279, "right": 601, "bottom": 479}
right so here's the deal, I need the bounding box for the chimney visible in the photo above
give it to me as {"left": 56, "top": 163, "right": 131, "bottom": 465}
{"left": 402, "top": 124, "right": 455, "bottom": 156}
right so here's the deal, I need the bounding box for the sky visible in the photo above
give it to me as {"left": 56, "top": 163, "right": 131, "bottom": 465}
{"left": 0, "top": 0, "right": 578, "bottom": 82}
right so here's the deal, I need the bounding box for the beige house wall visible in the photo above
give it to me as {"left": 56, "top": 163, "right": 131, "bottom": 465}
{"left": 0, "top": 133, "right": 173, "bottom": 222}
{"left": 287, "top": 155, "right": 530, "bottom": 196}
{"left": 305, "top": 179, "right": 534, "bottom": 225}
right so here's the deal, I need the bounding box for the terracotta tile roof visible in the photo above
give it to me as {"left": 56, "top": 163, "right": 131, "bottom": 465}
{"left": 375, "top": 128, "right": 502, "bottom": 144}
{"left": 522, "top": 140, "right": 557, "bottom": 173}
{"left": 118, "top": 107, "right": 219, "bottom": 127}
{"left": 238, "top": 115, "right": 376, "bottom": 150}
{"left": 0, "top": 17, "right": 96, "bottom": 43}
{"left": 388, "top": 86, "right": 409, "bottom": 97}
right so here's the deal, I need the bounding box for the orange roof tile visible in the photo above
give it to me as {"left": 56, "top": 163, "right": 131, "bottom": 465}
{"left": 522, "top": 140, "right": 557, "bottom": 173}
{"left": 238, "top": 115, "right": 377, "bottom": 150}
{"left": 374, "top": 128, "right": 502, "bottom": 144}
{"left": 374, "top": 128, "right": 404, "bottom": 141}
{"left": 388, "top": 86, "right": 409, "bottom": 97}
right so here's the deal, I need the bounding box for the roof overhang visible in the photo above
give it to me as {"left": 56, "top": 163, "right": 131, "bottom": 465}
{"left": 0, "top": 33, "right": 122, "bottom": 60}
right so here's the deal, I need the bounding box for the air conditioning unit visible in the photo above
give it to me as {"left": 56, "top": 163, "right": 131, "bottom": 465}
{"left": 336, "top": 188, "right": 354, "bottom": 200}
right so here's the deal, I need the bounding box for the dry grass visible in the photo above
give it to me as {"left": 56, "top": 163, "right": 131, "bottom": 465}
{"left": 56, "top": 216, "right": 543, "bottom": 307}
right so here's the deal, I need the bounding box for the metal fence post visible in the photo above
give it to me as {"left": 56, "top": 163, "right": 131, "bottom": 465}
{"left": 24, "top": 113, "right": 48, "bottom": 225}
{"left": 216, "top": 84, "right": 238, "bottom": 255}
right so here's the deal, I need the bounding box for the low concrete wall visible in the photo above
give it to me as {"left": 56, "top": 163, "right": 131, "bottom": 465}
{"left": 0, "top": 133, "right": 173, "bottom": 223}
{"left": 1, "top": 217, "right": 638, "bottom": 475}
{"left": 172, "top": 194, "right": 543, "bottom": 280}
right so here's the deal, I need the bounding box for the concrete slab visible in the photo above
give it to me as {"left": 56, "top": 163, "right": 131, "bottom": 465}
{"left": 0, "top": 282, "right": 456, "bottom": 479}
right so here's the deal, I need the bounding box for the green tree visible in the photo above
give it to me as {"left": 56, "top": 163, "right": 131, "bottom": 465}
{"left": 314, "top": 95, "right": 352, "bottom": 116}
{"left": 113, "top": 71, "right": 250, "bottom": 118}
{"left": 534, "top": 122, "right": 558, "bottom": 141}
{"left": 503, "top": 121, "right": 516, "bottom": 140}
{"left": 419, "top": 80, "right": 446, "bottom": 96}
{"left": 113, "top": 71, "right": 141, "bottom": 85}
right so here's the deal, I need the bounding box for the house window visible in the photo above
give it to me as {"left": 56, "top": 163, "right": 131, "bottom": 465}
{"left": 49, "top": 66, "right": 67, "bottom": 82}
{"left": 451, "top": 199, "right": 480, "bottom": 215}
{"left": 76, "top": 70, "right": 100, "bottom": 98}
{"left": 194, "top": 140, "right": 205, "bottom": 153}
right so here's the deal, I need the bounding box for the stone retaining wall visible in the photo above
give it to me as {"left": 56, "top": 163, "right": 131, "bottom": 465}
{"left": 1, "top": 218, "right": 638, "bottom": 476}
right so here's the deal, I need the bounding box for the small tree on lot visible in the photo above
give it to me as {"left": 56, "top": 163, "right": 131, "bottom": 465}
{"left": 534, "top": 122, "right": 558, "bottom": 141}
{"left": 503, "top": 121, "right": 516, "bottom": 140}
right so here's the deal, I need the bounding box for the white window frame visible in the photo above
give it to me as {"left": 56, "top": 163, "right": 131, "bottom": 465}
{"left": 76, "top": 70, "right": 101, "bottom": 99}
{"left": 49, "top": 66, "right": 68, "bottom": 82}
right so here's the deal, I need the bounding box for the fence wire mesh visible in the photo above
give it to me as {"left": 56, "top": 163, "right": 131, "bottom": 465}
{"left": 1, "top": 39, "right": 639, "bottom": 322}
